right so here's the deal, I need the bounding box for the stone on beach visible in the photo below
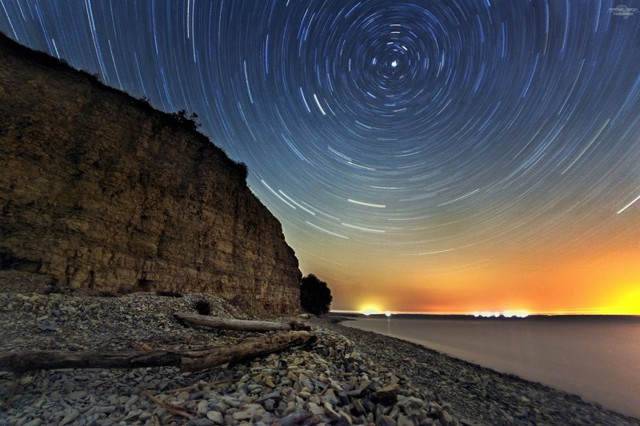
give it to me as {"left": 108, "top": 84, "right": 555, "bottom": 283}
{"left": 1, "top": 292, "right": 638, "bottom": 426}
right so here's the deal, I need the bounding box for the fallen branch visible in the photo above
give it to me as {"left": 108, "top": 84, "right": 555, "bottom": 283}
{"left": 174, "top": 312, "right": 310, "bottom": 332}
{"left": 0, "top": 331, "right": 314, "bottom": 374}
{"left": 144, "top": 392, "right": 195, "bottom": 420}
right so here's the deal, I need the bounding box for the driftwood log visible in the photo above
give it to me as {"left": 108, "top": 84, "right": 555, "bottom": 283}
{"left": 174, "top": 313, "right": 311, "bottom": 331}
{"left": 0, "top": 331, "right": 314, "bottom": 374}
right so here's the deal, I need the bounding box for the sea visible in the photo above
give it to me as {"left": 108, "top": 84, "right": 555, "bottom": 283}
{"left": 343, "top": 315, "right": 640, "bottom": 418}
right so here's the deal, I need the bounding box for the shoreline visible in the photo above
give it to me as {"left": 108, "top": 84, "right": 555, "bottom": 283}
{"left": 1, "top": 291, "right": 638, "bottom": 425}
{"left": 335, "top": 314, "right": 640, "bottom": 420}
{"left": 326, "top": 319, "right": 640, "bottom": 425}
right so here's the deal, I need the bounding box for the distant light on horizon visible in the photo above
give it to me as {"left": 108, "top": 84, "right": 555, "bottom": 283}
{"left": 473, "top": 310, "right": 529, "bottom": 318}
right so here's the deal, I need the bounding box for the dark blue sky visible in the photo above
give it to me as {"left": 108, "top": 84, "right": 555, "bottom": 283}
{"left": 2, "top": 0, "right": 639, "bottom": 313}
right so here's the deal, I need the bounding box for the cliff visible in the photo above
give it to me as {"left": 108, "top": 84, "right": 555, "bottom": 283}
{"left": 0, "top": 33, "right": 301, "bottom": 316}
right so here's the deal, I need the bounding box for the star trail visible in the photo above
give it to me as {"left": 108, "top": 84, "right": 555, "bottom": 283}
{"left": 1, "top": 0, "right": 639, "bottom": 314}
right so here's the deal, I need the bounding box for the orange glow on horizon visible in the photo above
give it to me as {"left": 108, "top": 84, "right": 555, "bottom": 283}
{"left": 358, "top": 302, "right": 383, "bottom": 316}
{"left": 315, "top": 237, "right": 640, "bottom": 315}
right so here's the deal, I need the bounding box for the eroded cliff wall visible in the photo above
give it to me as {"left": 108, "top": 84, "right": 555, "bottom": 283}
{"left": 0, "top": 34, "right": 301, "bottom": 315}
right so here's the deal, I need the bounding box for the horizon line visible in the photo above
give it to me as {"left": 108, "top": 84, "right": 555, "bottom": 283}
{"left": 329, "top": 309, "right": 640, "bottom": 317}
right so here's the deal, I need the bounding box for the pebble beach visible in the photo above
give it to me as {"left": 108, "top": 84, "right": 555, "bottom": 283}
{"left": 1, "top": 291, "right": 638, "bottom": 426}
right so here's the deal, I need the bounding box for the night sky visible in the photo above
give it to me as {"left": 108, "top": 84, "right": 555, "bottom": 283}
{"left": 2, "top": 0, "right": 639, "bottom": 314}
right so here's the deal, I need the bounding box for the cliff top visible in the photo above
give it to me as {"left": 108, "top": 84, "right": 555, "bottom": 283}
{"left": 0, "top": 31, "right": 248, "bottom": 182}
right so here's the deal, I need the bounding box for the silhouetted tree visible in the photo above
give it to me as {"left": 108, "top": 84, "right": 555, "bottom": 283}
{"left": 171, "top": 109, "right": 201, "bottom": 130}
{"left": 236, "top": 161, "right": 249, "bottom": 181}
{"left": 300, "top": 274, "right": 332, "bottom": 316}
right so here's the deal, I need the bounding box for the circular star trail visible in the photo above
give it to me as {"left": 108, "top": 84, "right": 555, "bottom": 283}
{"left": 1, "top": 0, "right": 639, "bottom": 312}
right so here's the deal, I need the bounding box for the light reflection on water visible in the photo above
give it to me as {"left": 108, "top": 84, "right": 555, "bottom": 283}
{"left": 345, "top": 316, "right": 640, "bottom": 418}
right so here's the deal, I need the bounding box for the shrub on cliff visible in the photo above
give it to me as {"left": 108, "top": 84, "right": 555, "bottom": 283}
{"left": 236, "top": 161, "right": 249, "bottom": 181}
{"left": 300, "top": 274, "right": 332, "bottom": 316}
{"left": 171, "top": 109, "right": 201, "bottom": 131}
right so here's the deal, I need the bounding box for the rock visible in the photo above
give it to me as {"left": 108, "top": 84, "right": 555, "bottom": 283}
{"left": 376, "top": 414, "right": 397, "bottom": 426}
{"left": 397, "top": 414, "right": 414, "bottom": 426}
{"left": 307, "top": 402, "right": 325, "bottom": 416}
{"left": 397, "top": 395, "right": 427, "bottom": 416}
{"left": 197, "top": 400, "right": 209, "bottom": 414}
{"left": 232, "top": 403, "right": 264, "bottom": 421}
{"left": 232, "top": 410, "right": 253, "bottom": 421}
{"left": 123, "top": 409, "right": 141, "bottom": 421}
{"left": 430, "top": 402, "right": 443, "bottom": 416}
{"left": 387, "top": 375, "right": 400, "bottom": 385}
{"left": 58, "top": 409, "right": 79, "bottom": 426}
{"left": 338, "top": 411, "right": 354, "bottom": 425}
{"left": 323, "top": 402, "right": 341, "bottom": 420}
{"left": 247, "top": 384, "right": 262, "bottom": 393}
{"left": 39, "top": 323, "right": 58, "bottom": 333}
{"left": 352, "top": 399, "right": 365, "bottom": 414}
{"left": 279, "top": 412, "right": 313, "bottom": 426}
{"left": 67, "top": 390, "right": 87, "bottom": 400}
{"left": 298, "top": 390, "right": 311, "bottom": 399}
{"left": 139, "top": 412, "right": 152, "bottom": 421}
{"left": 206, "top": 410, "right": 224, "bottom": 424}
{"left": 125, "top": 395, "right": 139, "bottom": 407}
{"left": 220, "top": 396, "right": 241, "bottom": 408}
{"left": 324, "top": 388, "right": 339, "bottom": 405}
{"left": 375, "top": 384, "right": 401, "bottom": 405}
{"left": 439, "top": 409, "right": 458, "bottom": 426}
{"left": 263, "top": 399, "right": 276, "bottom": 411}
{"left": 93, "top": 406, "right": 117, "bottom": 414}
{"left": 257, "top": 390, "right": 280, "bottom": 402}
{"left": 192, "top": 419, "right": 215, "bottom": 426}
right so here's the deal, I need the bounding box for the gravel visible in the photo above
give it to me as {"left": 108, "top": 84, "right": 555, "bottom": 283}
{"left": 1, "top": 291, "right": 638, "bottom": 426}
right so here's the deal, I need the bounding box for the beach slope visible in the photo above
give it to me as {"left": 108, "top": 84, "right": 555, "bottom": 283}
{"left": 1, "top": 292, "right": 637, "bottom": 426}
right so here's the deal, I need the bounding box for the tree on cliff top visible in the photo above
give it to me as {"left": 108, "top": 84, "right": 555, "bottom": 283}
{"left": 171, "top": 109, "right": 201, "bottom": 131}
{"left": 300, "top": 274, "right": 332, "bottom": 316}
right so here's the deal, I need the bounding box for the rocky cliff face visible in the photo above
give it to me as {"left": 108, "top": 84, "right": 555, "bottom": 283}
{"left": 0, "top": 33, "right": 301, "bottom": 316}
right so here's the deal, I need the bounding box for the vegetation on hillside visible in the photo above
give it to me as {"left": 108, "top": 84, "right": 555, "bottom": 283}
{"left": 300, "top": 274, "right": 332, "bottom": 316}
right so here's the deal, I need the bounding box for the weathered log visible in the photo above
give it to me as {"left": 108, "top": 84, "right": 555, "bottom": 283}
{"left": 0, "top": 331, "right": 314, "bottom": 374}
{"left": 174, "top": 312, "right": 311, "bottom": 331}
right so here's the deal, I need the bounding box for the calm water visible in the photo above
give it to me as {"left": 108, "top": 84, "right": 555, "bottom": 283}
{"left": 345, "top": 316, "right": 640, "bottom": 418}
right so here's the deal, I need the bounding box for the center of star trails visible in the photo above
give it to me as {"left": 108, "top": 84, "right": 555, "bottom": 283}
{"left": 391, "top": 60, "right": 398, "bottom": 68}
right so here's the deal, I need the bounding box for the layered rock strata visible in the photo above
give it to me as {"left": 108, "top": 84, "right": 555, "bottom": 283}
{"left": 0, "top": 33, "right": 301, "bottom": 315}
